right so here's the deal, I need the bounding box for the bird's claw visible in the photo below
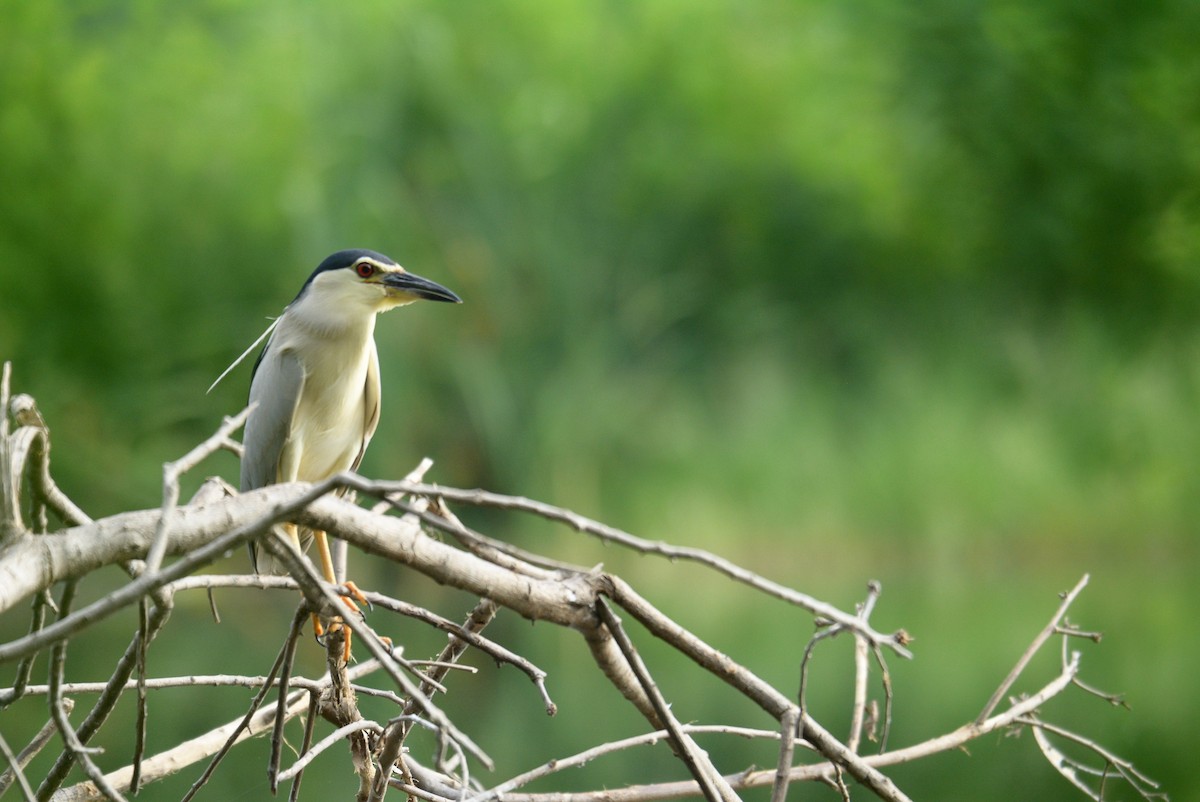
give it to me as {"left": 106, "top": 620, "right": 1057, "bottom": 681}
{"left": 339, "top": 580, "right": 371, "bottom": 612}
{"left": 311, "top": 582, "right": 373, "bottom": 662}
{"left": 312, "top": 614, "right": 353, "bottom": 663}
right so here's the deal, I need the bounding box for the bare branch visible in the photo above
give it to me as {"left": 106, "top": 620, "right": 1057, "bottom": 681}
{"left": 0, "top": 731, "right": 37, "bottom": 802}
{"left": 604, "top": 576, "right": 911, "bottom": 801}
{"left": 452, "top": 655, "right": 1082, "bottom": 802}
{"left": 1021, "top": 715, "right": 1164, "bottom": 800}
{"left": 0, "top": 699, "right": 73, "bottom": 799}
{"left": 288, "top": 691, "right": 321, "bottom": 802}
{"left": 1070, "top": 676, "right": 1129, "bottom": 709}
{"left": 1, "top": 362, "right": 18, "bottom": 536}
{"left": 42, "top": 582, "right": 131, "bottom": 802}
{"left": 257, "top": 524, "right": 494, "bottom": 772}
{"left": 0, "top": 591, "right": 52, "bottom": 708}
{"left": 870, "top": 642, "right": 894, "bottom": 752}
{"left": 275, "top": 720, "right": 384, "bottom": 784}
{"left": 769, "top": 708, "right": 799, "bottom": 802}
{"left": 977, "top": 574, "right": 1090, "bottom": 723}
{"left": 462, "top": 725, "right": 803, "bottom": 802}
{"left": 373, "top": 481, "right": 912, "bottom": 658}
{"left": 363, "top": 588, "right": 556, "bottom": 714}
{"left": 268, "top": 606, "right": 309, "bottom": 794}
{"left": 0, "top": 375, "right": 1163, "bottom": 802}
{"left": 50, "top": 659, "right": 385, "bottom": 802}
{"left": 145, "top": 405, "right": 253, "bottom": 572}
{"left": 178, "top": 602, "right": 300, "bottom": 802}
{"left": 6, "top": 395, "right": 91, "bottom": 531}
{"left": 847, "top": 581, "right": 880, "bottom": 753}
{"left": 36, "top": 591, "right": 174, "bottom": 797}
{"left": 596, "top": 598, "right": 740, "bottom": 802}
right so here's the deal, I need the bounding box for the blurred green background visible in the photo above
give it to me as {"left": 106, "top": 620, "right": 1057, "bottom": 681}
{"left": 2, "top": 1, "right": 1197, "bottom": 799}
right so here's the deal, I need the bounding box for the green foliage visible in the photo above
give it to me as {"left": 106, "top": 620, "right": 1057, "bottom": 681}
{"left": 1, "top": 1, "right": 1196, "bottom": 799}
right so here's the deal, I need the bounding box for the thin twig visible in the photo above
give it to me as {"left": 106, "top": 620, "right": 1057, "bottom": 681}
{"left": 462, "top": 725, "right": 811, "bottom": 802}
{"left": 52, "top": 661, "right": 384, "bottom": 801}
{"left": 1056, "top": 624, "right": 1103, "bottom": 643}
{"left": 0, "top": 701, "right": 74, "bottom": 800}
{"left": 131, "top": 600, "right": 149, "bottom": 793}
{"left": 977, "top": 574, "right": 1089, "bottom": 724}
{"left": 0, "top": 731, "right": 37, "bottom": 802}
{"left": 168, "top": 573, "right": 302, "bottom": 592}
{"left": 43, "top": 582, "right": 130, "bottom": 802}
{"left": 269, "top": 606, "right": 309, "bottom": 794}
{"left": 847, "top": 581, "right": 880, "bottom": 753}
{"left": 1071, "top": 676, "right": 1128, "bottom": 709}
{"left": 4, "top": 672, "right": 426, "bottom": 698}
{"left": 5, "top": 392, "right": 91, "bottom": 531}
{"left": 377, "top": 594, "right": 503, "bottom": 800}
{"left": 388, "top": 498, "right": 584, "bottom": 578}
{"left": 1019, "top": 714, "right": 1163, "bottom": 798}
{"left": 769, "top": 709, "right": 799, "bottom": 802}
{"left": 369, "top": 457, "right": 435, "bottom": 515}
{"left": 1, "top": 362, "right": 17, "bottom": 533}
{"left": 275, "top": 720, "right": 384, "bottom": 783}
{"left": 870, "top": 643, "right": 894, "bottom": 752}
{"left": 145, "top": 406, "right": 253, "bottom": 572}
{"left": 0, "top": 700, "right": 73, "bottom": 795}
{"left": 0, "top": 592, "right": 50, "bottom": 708}
{"left": 393, "top": 715, "right": 473, "bottom": 802}
{"left": 797, "top": 625, "right": 839, "bottom": 719}
{"left": 827, "top": 764, "right": 851, "bottom": 802}
{"left": 37, "top": 591, "right": 174, "bottom": 798}
{"left": 180, "top": 610, "right": 298, "bottom": 802}
{"left": 288, "top": 691, "right": 321, "bottom": 802}
{"left": 385, "top": 498, "right": 563, "bottom": 581}
{"left": 605, "top": 576, "right": 911, "bottom": 802}
{"left": 378, "top": 481, "right": 913, "bottom": 658}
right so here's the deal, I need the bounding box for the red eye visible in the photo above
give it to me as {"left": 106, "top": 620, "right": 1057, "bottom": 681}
{"left": 355, "top": 262, "right": 375, "bottom": 278}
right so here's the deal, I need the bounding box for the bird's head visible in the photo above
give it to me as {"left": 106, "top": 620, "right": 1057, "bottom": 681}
{"left": 295, "top": 249, "right": 461, "bottom": 318}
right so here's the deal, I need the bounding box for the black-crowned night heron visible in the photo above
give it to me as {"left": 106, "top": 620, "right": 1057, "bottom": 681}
{"left": 238, "top": 248, "right": 460, "bottom": 649}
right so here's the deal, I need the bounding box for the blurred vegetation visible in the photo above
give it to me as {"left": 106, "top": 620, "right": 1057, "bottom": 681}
{"left": 1, "top": 1, "right": 1197, "bottom": 799}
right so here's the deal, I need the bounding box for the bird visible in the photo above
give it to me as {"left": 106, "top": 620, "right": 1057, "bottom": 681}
{"left": 237, "top": 248, "right": 460, "bottom": 651}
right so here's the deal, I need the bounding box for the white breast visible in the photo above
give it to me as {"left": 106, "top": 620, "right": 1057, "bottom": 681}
{"left": 276, "top": 316, "right": 378, "bottom": 482}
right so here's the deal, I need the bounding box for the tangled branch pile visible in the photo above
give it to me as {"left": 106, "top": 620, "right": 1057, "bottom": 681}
{"left": 0, "top": 364, "right": 1164, "bottom": 802}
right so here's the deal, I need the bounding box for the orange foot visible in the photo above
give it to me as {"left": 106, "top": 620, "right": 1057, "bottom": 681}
{"left": 313, "top": 582, "right": 369, "bottom": 662}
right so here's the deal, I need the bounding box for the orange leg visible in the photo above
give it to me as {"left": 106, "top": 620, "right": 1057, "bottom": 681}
{"left": 312, "top": 530, "right": 367, "bottom": 662}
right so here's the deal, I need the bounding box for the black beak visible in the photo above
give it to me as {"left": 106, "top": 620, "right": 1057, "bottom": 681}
{"left": 382, "top": 271, "right": 462, "bottom": 303}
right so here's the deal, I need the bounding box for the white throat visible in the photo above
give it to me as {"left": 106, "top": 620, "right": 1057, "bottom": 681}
{"left": 287, "top": 273, "right": 390, "bottom": 337}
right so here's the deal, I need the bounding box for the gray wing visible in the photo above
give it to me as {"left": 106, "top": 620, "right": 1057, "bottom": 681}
{"left": 240, "top": 342, "right": 304, "bottom": 492}
{"left": 243, "top": 342, "right": 305, "bottom": 575}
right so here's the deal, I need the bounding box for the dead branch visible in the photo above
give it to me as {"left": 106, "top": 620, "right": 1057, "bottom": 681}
{"left": 0, "top": 364, "right": 1165, "bottom": 802}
